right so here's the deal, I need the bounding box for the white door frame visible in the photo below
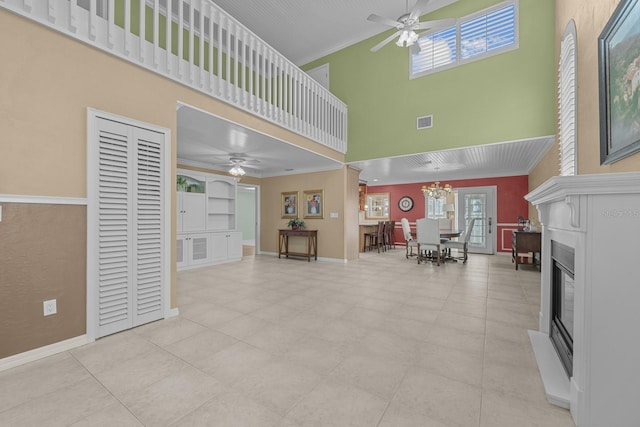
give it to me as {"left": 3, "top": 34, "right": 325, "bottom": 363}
{"left": 456, "top": 185, "right": 497, "bottom": 255}
{"left": 237, "top": 183, "right": 260, "bottom": 253}
{"left": 86, "top": 108, "right": 172, "bottom": 342}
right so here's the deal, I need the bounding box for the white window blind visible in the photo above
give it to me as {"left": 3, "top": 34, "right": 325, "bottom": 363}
{"left": 411, "top": 27, "right": 457, "bottom": 76}
{"left": 460, "top": 2, "right": 516, "bottom": 60}
{"left": 559, "top": 21, "right": 577, "bottom": 176}
{"left": 411, "top": 0, "right": 518, "bottom": 79}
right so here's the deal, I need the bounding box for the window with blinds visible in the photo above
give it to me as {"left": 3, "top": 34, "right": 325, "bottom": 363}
{"left": 411, "top": 27, "right": 457, "bottom": 77}
{"left": 559, "top": 21, "right": 577, "bottom": 176}
{"left": 411, "top": 0, "right": 518, "bottom": 79}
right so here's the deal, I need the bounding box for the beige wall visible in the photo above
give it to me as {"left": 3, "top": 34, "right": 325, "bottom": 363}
{"left": 529, "top": 0, "right": 640, "bottom": 219}
{"left": 260, "top": 169, "right": 351, "bottom": 260}
{"left": 0, "top": 10, "right": 345, "bottom": 358}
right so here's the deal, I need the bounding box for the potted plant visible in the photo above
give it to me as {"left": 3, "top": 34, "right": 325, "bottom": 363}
{"left": 287, "top": 218, "right": 305, "bottom": 230}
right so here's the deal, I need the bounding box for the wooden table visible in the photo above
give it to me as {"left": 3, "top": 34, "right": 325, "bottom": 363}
{"left": 512, "top": 230, "right": 541, "bottom": 270}
{"left": 440, "top": 229, "right": 461, "bottom": 239}
{"left": 278, "top": 229, "right": 318, "bottom": 262}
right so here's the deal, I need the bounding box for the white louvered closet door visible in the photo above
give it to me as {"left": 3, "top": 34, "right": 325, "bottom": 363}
{"left": 93, "top": 117, "right": 165, "bottom": 338}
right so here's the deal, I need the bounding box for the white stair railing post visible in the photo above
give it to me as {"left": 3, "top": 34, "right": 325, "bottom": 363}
{"left": 153, "top": 0, "right": 159, "bottom": 68}
{"left": 89, "top": 0, "right": 97, "bottom": 40}
{"left": 139, "top": 0, "right": 145, "bottom": 61}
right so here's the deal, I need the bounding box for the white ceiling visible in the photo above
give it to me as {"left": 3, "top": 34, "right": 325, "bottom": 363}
{"left": 177, "top": 105, "right": 343, "bottom": 177}
{"left": 211, "top": 0, "right": 458, "bottom": 66}
{"left": 350, "top": 137, "right": 555, "bottom": 186}
{"left": 176, "top": 0, "right": 556, "bottom": 185}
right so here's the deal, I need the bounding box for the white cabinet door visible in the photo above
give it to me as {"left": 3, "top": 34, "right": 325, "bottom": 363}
{"left": 210, "top": 232, "right": 229, "bottom": 263}
{"left": 227, "top": 231, "right": 242, "bottom": 260}
{"left": 188, "top": 233, "right": 210, "bottom": 266}
{"left": 211, "top": 231, "right": 243, "bottom": 263}
{"left": 179, "top": 192, "right": 206, "bottom": 232}
{"left": 176, "top": 234, "right": 188, "bottom": 269}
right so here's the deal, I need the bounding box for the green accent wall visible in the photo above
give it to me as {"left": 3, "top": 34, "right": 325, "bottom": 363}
{"left": 302, "top": 0, "right": 556, "bottom": 162}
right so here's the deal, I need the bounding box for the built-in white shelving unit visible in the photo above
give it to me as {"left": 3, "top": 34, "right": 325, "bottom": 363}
{"left": 207, "top": 178, "right": 237, "bottom": 231}
{"left": 177, "top": 170, "right": 242, "bottom": 270}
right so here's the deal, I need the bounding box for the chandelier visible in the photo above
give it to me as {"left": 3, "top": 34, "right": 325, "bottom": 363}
{"left": 421, "top": 181, "right": 453, "bottom": 199}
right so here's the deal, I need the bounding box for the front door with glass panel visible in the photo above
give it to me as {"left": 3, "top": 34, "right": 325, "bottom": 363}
{"left": 456, "top": 186, "right": 496, "bottom": 254}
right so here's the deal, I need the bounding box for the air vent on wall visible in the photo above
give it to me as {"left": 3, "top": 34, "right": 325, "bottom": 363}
{"left": 417, "top": 115, "right": 433, "bottom": 129}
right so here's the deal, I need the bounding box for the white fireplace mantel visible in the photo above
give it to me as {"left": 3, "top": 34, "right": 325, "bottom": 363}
{"left": 526, "top": 172, "right": 640, "bottom": 427}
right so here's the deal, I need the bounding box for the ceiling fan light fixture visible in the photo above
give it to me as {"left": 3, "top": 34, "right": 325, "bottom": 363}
{"left": 229, "top": 165, "right": 246, "bottom": 177}
{"left": 396, "top": 29, "right": 418, "bottom": 47}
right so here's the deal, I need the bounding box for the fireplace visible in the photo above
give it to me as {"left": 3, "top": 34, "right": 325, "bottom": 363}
{"left": 526, "top": 172, "right": 640, "bottom": 427}
{"left": 550, "top": 241, "right": 574, "bottom": 377}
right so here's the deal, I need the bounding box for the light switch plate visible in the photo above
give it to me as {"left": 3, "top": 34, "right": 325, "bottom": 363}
{"left": 330, "top": 212, "right": 339, "bottom": 218}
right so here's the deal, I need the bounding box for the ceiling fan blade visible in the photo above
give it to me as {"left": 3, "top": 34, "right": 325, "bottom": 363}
{"left": 414, "top": 18, "right": 456, "bottom": 30}
{"left": 370, "top": 30, "right": 402, "bottom": 52}
{"left": 409, "top": 0, "right": 432, "bottom": 21}
{"left": 367, "top": 13, "right": 401, "bottom": 28}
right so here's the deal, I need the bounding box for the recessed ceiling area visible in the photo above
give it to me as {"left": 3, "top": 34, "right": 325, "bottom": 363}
{"left": 348, "top": 137, "right": 555, "bottom": 186}
{"left": 177, "top": 104, "right": 343, "bottom": 177}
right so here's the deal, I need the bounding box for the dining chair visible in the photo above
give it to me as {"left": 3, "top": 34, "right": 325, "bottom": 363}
{"left": 400, "top": 218, "right": 417, "bottom": 258}
{"left": 443, "top": 218, "right": 476, "bottom": 263}
{"left": 416, "top": 218, "right": 442, "bottom": 266}
{"left": 375, "top": 220, "right": 386, "bottom": 252}
{"left": 363, "top": 221, "right": 385, "bottom": 252}
{"left": 438, "top": 218, "right": 452, "bottom": 231}
{"left": 385, "top": 220, "right": 396, "bottom": 250}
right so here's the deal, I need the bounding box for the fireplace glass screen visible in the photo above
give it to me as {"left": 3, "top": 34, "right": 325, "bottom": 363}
{"left": 550, "top": 241, "right": 575, "bottom": 377}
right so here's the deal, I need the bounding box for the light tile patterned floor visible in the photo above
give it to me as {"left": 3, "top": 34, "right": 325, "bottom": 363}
{"left": 0, "top": 251, "right": 576, "bottom": 426}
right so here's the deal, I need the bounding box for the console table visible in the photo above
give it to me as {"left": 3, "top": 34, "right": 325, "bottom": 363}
{"left": 278, "top": 229, "right": 317, "bottom": 262}
{"left": 512, "top": 230, "right": 541, "bottom": 270}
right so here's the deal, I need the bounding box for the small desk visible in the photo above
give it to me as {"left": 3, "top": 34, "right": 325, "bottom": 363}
{"left": 278, "top": 229, "right": 318, "bottom": 262}
{"left": 512, "top": 231, "right": 541, "bottom": 270}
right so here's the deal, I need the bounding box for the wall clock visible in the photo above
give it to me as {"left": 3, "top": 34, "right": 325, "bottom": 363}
{"left": 398, "top": 196, "right": 414, "bottom": 212}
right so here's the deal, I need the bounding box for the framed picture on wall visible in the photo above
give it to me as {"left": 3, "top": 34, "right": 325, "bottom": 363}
{"left": 303, "top": 189, "right": 324, "bottom": 219}
{"left": 282, "top": 191, "right": 298, "bottom": 218}
{"left": 598, "top": 0, "right": 640, "bottom": 164}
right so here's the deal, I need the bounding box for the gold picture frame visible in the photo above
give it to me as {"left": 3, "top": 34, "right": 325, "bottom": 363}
{"left": 303, "top": 189, "right": 324, "bottom": 219}
{"left": 281, "top": 191, "right": 298, "bottom": 218}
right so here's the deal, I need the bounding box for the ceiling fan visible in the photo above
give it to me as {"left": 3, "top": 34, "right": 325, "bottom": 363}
{"left": 211, "top": 154, "right": 260, "bottom": 177}
{"left": 367, "top": 0, "right": 456, "bottom": 53}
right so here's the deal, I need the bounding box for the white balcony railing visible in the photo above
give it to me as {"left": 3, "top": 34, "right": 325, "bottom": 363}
{"left": 1, "top": 0, "right": 347, "bottom": 153}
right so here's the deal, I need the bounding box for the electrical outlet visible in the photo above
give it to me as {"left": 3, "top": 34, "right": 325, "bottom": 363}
{"left": 43, "top": 299, "right": 57, "bottom": 316}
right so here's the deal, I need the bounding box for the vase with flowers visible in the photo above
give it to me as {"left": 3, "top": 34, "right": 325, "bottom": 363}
{"left": 287, "top": 218, "right": 305, "bottom": 230}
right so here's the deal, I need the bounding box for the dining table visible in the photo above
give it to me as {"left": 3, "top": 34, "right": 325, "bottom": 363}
{"left": 439, "top": 229, "right": 461, "bottom": 239}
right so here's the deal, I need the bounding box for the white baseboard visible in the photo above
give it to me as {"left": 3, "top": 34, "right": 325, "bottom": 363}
{"left": 166, "top": 307, "right": 180, "bottom": 318}
{"left": 0, "top": 335, "right": 91, "bottom": 372}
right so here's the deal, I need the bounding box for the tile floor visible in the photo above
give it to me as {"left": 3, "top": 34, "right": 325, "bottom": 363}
{"left": 0, "top": 250, "right": 576, "bottom": 426}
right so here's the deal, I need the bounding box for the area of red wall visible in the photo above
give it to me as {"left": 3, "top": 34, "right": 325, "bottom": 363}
{"left": 366, "top": 175, "right": 529, "bottom": 253}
